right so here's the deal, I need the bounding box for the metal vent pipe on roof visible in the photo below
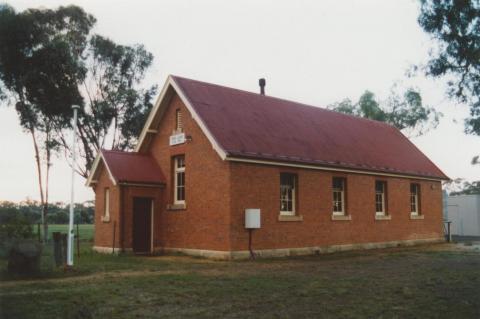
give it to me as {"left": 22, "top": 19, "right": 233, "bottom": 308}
{"left": 259, "top": 78, "right": 266, "bottom": 95}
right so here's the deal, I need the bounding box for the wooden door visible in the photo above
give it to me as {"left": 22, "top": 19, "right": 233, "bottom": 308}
{"left": 132, "top": 197, "right": 152, "bottom": 254}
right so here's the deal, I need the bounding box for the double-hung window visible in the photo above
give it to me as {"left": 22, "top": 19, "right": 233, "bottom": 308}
{"left": 410, "top": 183, "right": 420, "bottom": 215}
{"left": 375, "top": 181, "right": 387, "bottom": 216}
{"left": 280, "top": 173, "right": 296, "bottom": 215}
{"left": 332, "top": 177, "right": 346, "bottom": 215}
{"left": 174, "top": 156, "right": 185, "bottom": 204}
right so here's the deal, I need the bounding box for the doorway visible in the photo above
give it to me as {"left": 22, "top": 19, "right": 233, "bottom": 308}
{"left": 132, "top": 197, "right": 153, "bottom": 254}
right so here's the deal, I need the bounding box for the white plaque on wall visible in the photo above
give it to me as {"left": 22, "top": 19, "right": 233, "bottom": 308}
{"left": 169, "top": 133, "right": 186, "bottom": 146}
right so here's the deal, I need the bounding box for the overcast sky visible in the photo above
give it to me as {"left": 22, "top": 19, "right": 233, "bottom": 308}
{"left": 0, "top": 0, "right": 479, "bottom": 203}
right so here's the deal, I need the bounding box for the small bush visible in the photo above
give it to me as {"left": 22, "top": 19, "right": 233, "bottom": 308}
{"left": 0, "top": 215, "right": 35, "bottom": 258}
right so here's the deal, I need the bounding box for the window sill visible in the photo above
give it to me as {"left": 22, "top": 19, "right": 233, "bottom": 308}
{"left": 410, "top": 213, "right": 424, "bottom": 220}
{"left": 331, "top": 214, "right": 351, "bottom": 221}
{"left": 278, "top": 215, "right": 303, "bottom": 222}
{"left": 167, "top": 203, "right": 186, "bottom": 211}
{"left": 101, "top": 215, "right": 110, "bottom": 223}
{"left": 375, "top": 214, "right": 391, "bottom": 221}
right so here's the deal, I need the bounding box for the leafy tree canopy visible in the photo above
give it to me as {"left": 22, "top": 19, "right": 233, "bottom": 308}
{"left": 0, "top": 4, "right": 156, "bottom": 180}
{"left": 68, "top": 35, "right": 156, "bottom": 177}
{"left": 0, "top": 4, "right": 95, "bottom": 123}
{"left": 444, "top": 179, "right": 480, "bottom": 195}
{"left": 328, "top": 87, "right": 441, "bottom": 137}
{"left": 418, "top": 0, "right": 480, "bottom": 136}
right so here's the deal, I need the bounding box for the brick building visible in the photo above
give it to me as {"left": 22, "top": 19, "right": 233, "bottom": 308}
{"left": 86, "top": 75, "right": 449, "bottom": 259}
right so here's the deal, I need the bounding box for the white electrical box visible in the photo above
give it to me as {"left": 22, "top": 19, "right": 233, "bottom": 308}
{"left": 245, "top": 209, "right": 261, "bottom": 229}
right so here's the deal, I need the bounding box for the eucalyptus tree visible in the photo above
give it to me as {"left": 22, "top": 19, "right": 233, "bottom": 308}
{"left": 0, "top": 4, "right": 156, "bottom": 240}
{"left": 418, "top": 0, "right": 480, "bottom": 185}
{"left": 0, "top": 4, "right": 95, "bottom": 241}
{"left": 418, "top": 0, "right": 480, "bottom": 136}
{"left": 328, "top": 88, "right": 441, "bottom": 137}
{"left": 58, "top": 35, "right": 156, "bottom": 178}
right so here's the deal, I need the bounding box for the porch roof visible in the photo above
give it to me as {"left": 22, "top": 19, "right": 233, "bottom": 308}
{"left": 95, "top": 150, "right": 166, "bottom": 186}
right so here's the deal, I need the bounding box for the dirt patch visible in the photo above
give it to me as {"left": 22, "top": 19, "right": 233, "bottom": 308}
{"left": 423, "top": 242, "right": 480, "bottom": 252}
{"left": 0, "top": 269, "right": 185, "bottom": 289}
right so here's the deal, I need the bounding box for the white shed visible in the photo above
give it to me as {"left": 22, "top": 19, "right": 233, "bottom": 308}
{"left": 445, "top": 194, "right": 480, "bottom": 237}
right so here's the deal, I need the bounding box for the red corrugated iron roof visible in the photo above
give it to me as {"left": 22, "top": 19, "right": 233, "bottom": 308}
{"left": 171, "top": 75, "right": 448, "bottom": 180}
{"left": 101, "top": 150, "right": 165, "bottom": 185}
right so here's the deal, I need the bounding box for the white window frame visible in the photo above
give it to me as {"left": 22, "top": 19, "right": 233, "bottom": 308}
{"left": 174, "top": 156, "right": 185, "bottom": 205}
{"left": 410, "top": 183, "right": 420, "bottom": 215}
{"left": 332, "top": 178, "right": 346, "bottom": 216}
{"left": 375, "top": 181, "right": 386, "bottom": 216}
{"left": 102, "top": 188, "right": 110, "bottom": 222}
{"left": 280, "top": 173, "right": 296, "bottom": 216}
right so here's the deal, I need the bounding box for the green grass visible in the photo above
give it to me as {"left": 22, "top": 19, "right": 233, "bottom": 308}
{"left": 1, "top": 244, "right": 479, "bottom": 318}
{"left": 33, "top": 224, "right": 94, "bottom": 242}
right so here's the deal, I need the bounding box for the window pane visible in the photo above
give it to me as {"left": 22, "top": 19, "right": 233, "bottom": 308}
{"left": 280, "top": 173, "right": 294, "bottom": 187}
{"left": 410, "top": 183, "right": 417, "bottom": 195}
{"left": 411, "top": 193, "right": 417, "bottom": 212}
{"left": 333, "top": 190, "right": 343, "bottom": 212}
{"left": 410, "top": 183, "right": 419, "bottom": 213}
{"left": 376, "top": 193, "right": 383, "bottom": 212}
{"left": 280, "top": 173, "right": 295, "bottom": 212}
{"left": 177, "top": 156, "right": 185, "bottom": 168}
{"left": 332, "top": 178, "right": 345, "bottom": 213}
{"left": 174, "top": 156, "right": 185, "bottom": 203}
{"left": 104, "top": 188, "right": 110, "bottom": 217}
{"left": 375, "top": 181, "right": 384, "bottom": 193}
{"left": 333, "top": 177, "right": 344, "bottom": 190}
{"left": 375, "top": 181, "right": 385, "bottom": 213}
{"left": 178, "top": 186, "right": 185, "bottom": 201}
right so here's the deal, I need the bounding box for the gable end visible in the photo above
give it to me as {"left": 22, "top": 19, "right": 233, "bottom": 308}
{"left": 134, "top": 75, "right": 227, "bottom": 160}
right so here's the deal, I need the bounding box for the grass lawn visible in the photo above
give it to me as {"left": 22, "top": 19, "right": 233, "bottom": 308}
{"left": 33, "top": 224, "right": 94, "bottom": 242}
{"left": 0, "top": 243, "right": 479, "bottom": 318}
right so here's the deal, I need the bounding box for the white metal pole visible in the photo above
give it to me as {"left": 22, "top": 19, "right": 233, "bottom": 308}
{"left": 67, "top": 105, "right": 80, "bottom": 266}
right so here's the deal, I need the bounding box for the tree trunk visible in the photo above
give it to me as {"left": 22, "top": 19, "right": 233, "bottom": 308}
{"left": 42, "top": 205, "right": 48, "bottom": 243}
{"left": 30, "top": 127, "right": 47, "bottom": 242}
{"left": 44, "top": 128, "right": 51, "bottom": 243}
{"left": 111, "top": 116, "right": 118, "bottom": 149}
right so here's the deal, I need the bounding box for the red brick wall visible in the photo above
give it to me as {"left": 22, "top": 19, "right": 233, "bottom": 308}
{"left": 229, "top": 162, "right": 443, "bottom": 251}
{"left": 148, "top": 94, "right": 232, "bottom": 251}
{"left": 93, "top": 166, "right": 120, "bottom": 248}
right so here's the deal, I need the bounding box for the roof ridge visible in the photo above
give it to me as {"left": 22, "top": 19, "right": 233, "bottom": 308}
{"left": 170, "top": 74, "right": 394, "bottom": 129}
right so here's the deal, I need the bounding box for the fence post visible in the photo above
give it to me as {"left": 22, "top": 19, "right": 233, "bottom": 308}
{"left": 112, "top": 221, "right": 116, "bottom": 255}
{"left": 52, "top": 232, "right": 62, "bottom": 267}
{"left": 447, "top": 221, "right": 452, "bottom": 243}
{"left": 76, "top": 223, "right": 80, "bottom": 259}
{"left": 37, "top": 223, "right": 41, "bottom": 242}
{"left": 61, "top": 233, "right": 68, "bottom": 266}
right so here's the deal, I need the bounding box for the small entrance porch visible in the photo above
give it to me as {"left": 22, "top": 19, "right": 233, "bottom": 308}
{"left": 88, "top": 149, "right": 166, "bottom": 254}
